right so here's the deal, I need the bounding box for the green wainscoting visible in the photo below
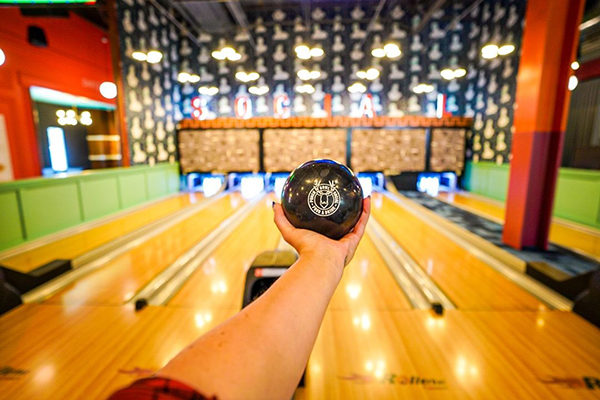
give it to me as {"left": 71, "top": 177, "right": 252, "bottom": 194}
{"left": 0, "top": 163, "right": 180, "bottom": 251}
{"left": 463, "top": 161, "right": 600, "bottom": 229}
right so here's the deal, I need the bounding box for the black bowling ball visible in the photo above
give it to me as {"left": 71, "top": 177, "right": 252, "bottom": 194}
{"left": 281, "top": 159, "right": 363, "bottom": 240}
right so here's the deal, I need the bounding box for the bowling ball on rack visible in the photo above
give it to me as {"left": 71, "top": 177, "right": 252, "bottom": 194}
{"left": 281, "top": 159, "right": 363, "bottom": 240}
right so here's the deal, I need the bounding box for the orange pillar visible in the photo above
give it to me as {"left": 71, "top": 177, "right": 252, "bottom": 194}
{"left": 503, "top": 0, "right": 585, "bottom": 249}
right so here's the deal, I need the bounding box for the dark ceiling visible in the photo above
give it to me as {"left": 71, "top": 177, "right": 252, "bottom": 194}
{"left": 13, "top": 0, "right": 600, "bottom": 59}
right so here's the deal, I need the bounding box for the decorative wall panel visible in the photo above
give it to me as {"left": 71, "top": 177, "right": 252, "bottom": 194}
{"left": 263, "top": 129, "right": 346, "bottom": 172}
{"left": 178, "top": 129, "right": 259, "bottom": 173}
{"left": 351, "top": 129, "right": 426, "bottom": 173}
{"left": 430, "top": 129, "right": 466, "bottom": 172}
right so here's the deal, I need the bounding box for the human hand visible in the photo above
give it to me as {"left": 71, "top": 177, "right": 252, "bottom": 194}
{"left": 273, "top": 197, "right": 371, "bottom": 268}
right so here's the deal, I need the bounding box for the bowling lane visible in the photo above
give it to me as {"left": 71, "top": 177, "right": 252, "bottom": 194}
{"left": 372, "top": 193, "right": 543, "bottom": 310}
{"left": 303, "top": 309, "right": 600, "bottom": 399}
{"left": 0, "top": 192, "right": 203, "bottom": 273}
{"left": 328, "top": 235, "right": 412, "bottom": 311}
{"left": 438, "top": 191, "right": 600, "bottom": 261}
{"left": 170, "top": 197, "right": 412, "bottom": 311}
{"left": 0, "top": 304, "right": 239, "bottom": 399}
{"left": 43, "top": 193, "right": 245, "bottom": 306}
{"left": 169, "top": 197, "right": 281, "bottom": 309}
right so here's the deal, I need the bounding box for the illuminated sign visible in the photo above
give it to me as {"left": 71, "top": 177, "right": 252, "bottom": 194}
{"left": 234, "top": 96, "right": 253, "bottom": 119}
{"left": 273, "top": 94, "right": 291, "bottom": 119}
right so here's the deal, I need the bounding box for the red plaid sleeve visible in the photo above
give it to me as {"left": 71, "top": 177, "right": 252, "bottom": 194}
{"left": 107, "top": 377, "right": 217, "bottom": 400}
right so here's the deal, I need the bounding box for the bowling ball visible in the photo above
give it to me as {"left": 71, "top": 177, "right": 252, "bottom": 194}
{"left": 281, "top": 159, "right": 363, "bottom": 240}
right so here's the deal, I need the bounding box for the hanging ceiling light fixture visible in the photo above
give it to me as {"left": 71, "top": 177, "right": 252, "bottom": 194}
{"left": 481, "top": 43, "right": 515, "bottom": 59}
{"left": 212, "top": 46, "right": 242, "bottom": 61}
{"left": 348, "top": 82, "right": 367, "bottom": 94}
{"left": 295, "top": 84, "right": 315, "bottom": 94}
{"left": 371, "top": 42, "right": 401, "bottom": 59}
{"left": 357, "top": 67, "right": 380, "bottom": 80}
{"left": 412, "top": 83, "right": 435, "bottom": 94}
{"left": 235, "top": 71, "right": 260, "bottom": 82}
{"left": 198, "top": 86, "right": 219, "bottom": 96}
{"left": 297, "top": 68, "right": 321, "bottom": 81}
{"left": 440, "top": 67, "right": 467, "bottom": 80}
{"left": 178, "top": 72, "right": 201, "bottom": 83}
{"left": 249, "top": 84, "right": 269, "bottom": 95}
{"left": 294, "top": 44, "right": 324, "bottom": 60}
{"left": 131, "top": 49, "right": 163, "bottom": 63}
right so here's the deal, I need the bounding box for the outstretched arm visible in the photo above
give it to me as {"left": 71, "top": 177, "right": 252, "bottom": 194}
{"left": 157, "top": 197, "right": 371, "bottom": 400}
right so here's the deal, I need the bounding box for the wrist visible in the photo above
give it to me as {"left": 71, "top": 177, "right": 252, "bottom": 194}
{"left": 298, "top": 249, "right": 345, "bottom": 277}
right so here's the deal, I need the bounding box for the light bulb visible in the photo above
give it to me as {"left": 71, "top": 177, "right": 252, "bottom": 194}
{"left": 228, "top": 52, "right": 242, "bottom": 61}
{"left": 497, "top": 44, "right": 515, "bottom": 56}
{"left": 481, "top": 44, "right": 499, "bottom": 59}
{"left": 146, "top": 50, "right": 163, "bottom": 63}
{"left": 371, "top": 48, "right": 385, "bottom": 58}
{"left": 568, "top": 75, "right": 578, "bottom": 91}
{"left": 178, "top": 72, "right": 191, "bottom": 83}
{"left": 440, "top": 68, "right": 455, "bottom": 80}
{"left": 212, "top": 51, "right": 226, "bottom": 60}
{"left": 221, "top": 47, "right": 235, "bottom": 56}
{"left": 453, "top": 68, "right": 467, "bottom": 78}
{"left": 99, "top": 82, "right": 117, "bottom": 99}
{"left": 131, "top": 51, "right": 147, "bottom": 61}
{"left": 310, "top": 47, "right": 324, "bottom": 57}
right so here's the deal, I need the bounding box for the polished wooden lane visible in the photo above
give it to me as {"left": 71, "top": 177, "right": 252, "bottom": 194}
{"left": 2, "top": 304, "right": 599, "bottom": 399}
{"left": 42, "top": 193, "right": 245, "bottom": 306}
{"left": 0, "top": 304, "right": 239, "bottom": 399}
{"left": 372, "top": 193, "right": 544, "bottom": 310}
{"left": 169, "top": 197, "right": 281, "bottom": 309}
{"left": 170, "top": 199, "right": 412, "bottom": 311}
{"left": 0, "top": 193, "right": 204, "bottom": 273}
{"left": 329, "top": 235, "right": 412, "bottom": 311}
{"left": 303, "top": 309, "right": 600, "bottom": 399}
{"left": 438, "top": 191, "right": 600, "bottom": 261}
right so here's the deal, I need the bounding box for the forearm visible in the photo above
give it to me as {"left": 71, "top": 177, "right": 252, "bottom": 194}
{"left": 157, "top": 252, "right": 344, "bottom": 400}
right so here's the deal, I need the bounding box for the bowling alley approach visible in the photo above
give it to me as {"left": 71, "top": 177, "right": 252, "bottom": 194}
{"left": 1, "top": 0, "right": 600, "bottom": 398}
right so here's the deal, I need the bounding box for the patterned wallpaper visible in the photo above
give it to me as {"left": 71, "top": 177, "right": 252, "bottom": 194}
{"left": 116, "top": 0, "right": 526, "bottom": 166}
{"left": 117, "top": 0, "right": 181, "bottom": 165}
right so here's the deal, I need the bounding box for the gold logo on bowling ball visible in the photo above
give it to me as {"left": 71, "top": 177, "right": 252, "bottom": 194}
{"left": 308, "top": 181, "right": 340, "bottom": 217}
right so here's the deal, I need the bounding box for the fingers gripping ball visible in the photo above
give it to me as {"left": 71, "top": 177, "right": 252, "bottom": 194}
{"left": 281, "top": 159, "right": 364, "bottom": 240}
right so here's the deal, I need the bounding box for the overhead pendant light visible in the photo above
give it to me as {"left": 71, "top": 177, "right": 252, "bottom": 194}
{"left": 413, "top": 83, "right": 435, "bottom": 94}
{"left": 371, "top": 42, "right": 401, "bottom": 59}
{"left": 568, "top": 75, "right": 578, "bottom": 91}
{"left": 99, "top": 82, "right": 117, "bottom": 99}
{"left": 348, "top": 82, "right": 367, "bottom": 94}
{"left": 297, "top": 68, "right": 321, "bottom": 81}
{"left": 249, "top": 84, "right": 269, "bottom": 95}
{"left": 440, "top": 67, "right": 467, "bottom": 80}
{"left": 131, "top": 51, "right": 147, "bottom": 61}
{"left": 295, "top": 84, "right": 315, "bottom": 94}
{"left": 198, "top": 86, "right": 219, "bottom": 96}
{"left": 482, "top": 43, "right": 514, "bottom": 59}
{"left": 357, "top": 67, "right": 379, "bottom": 80}
{"left": 0, "top": 48, "right": 6, "bottom": 66}
{"left": 235, "top": 71, "right": 260, "bottom": 83}
{"left": 481, "top": 44, "right": 499, "bottom": 59}
{"left": 294, "top": 44, "right": 324, "bottom": 60}
{"left": 571, "top": 61, "right": 580, "bottom": 70}
{"left": 146, "top": 50, "right": 163, "bottom": 64}
{"left": 212, "top": 45, "right": 242, "bottom": 61}
{"left": 497, "top": 44, "right": 515, "bottom": 56}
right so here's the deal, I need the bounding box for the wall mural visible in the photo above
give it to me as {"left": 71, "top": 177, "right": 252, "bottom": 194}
{"left": 117, "top": 0, "right": 526, "bottom": 166}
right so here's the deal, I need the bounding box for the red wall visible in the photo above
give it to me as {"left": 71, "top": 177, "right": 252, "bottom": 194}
{"left": 0, "top": 7, "right": 114, "bottom": 178}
